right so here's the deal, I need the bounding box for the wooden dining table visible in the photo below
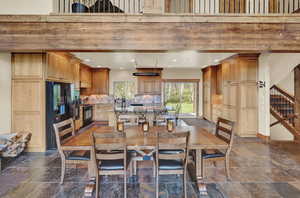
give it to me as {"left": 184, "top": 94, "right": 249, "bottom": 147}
{"left": 62, "top": 124, "right": 228, "bottom": 196}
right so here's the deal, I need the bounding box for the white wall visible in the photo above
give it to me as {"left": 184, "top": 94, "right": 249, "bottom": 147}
{"left": 269, "top": 53, "right": 300, "bottom": 86}
{"left": 270, "top": 115, "right": 294, "bottom": 141}
{"left": 258, "top": 53, "right": 271, "bottom": 137}
{"left": 277, "top": 71, "right": 294, "bottom": 96}
{"left": 162, "top": 68, "right": 201, "bottom": 79}
{"left": 0, "top": 0, "right": 53, "bottom": 14}
{"left": 259, "top": 53, "right": 300, "bottom": 140}
{"left": 0, "top": 53, "right": 11, "bottom": 134}
{"left": 270, "top": 69, "right": 295, "bottom": 141}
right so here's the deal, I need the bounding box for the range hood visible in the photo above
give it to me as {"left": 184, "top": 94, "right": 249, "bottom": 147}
{"left": 132, "top": 72, "right": 160, "bottom": 76}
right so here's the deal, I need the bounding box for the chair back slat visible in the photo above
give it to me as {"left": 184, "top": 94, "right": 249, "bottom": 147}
{"left": 95, "top": 142, "right": 125, "bottom": 151}
{"left": 159, "top": 153, "right": 185, "bottom": 160}
{"left": 216, "top": 134, "right": 231, "bottom": 144}
{"left": 217, "top": 126, "right": 232, "bottom": 135}
{"left": 53, "top": 118, "right": 75, "bottom": 150}
{"left": 54, "top": 118, "right": 74, "bottom": 129}
{"left": 96, "top": 153, "right": 124, "bottom": 160}
{"left": 91, "top": 132, "right": 126, "bottom": 162}
{"left": 157, "top": 132, "right": 190, "bottom": 161}
{"left": 59, "top": 127, "right": 74, "bottom": 137}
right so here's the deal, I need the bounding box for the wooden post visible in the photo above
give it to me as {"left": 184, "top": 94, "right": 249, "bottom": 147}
{"left": 143, "top": 0, "right": 163, "bottom": 14}
{"left": 294, "top": 65, "right": 300, "bottom": 134}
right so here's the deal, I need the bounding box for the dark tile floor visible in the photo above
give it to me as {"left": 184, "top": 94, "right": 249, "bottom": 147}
{"left": 1, "top": 119, "right": 300, "bottom": 198}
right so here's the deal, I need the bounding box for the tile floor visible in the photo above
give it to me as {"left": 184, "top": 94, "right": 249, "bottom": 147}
{"left": 1, "top": 119, "right": 300, "bottom": 198}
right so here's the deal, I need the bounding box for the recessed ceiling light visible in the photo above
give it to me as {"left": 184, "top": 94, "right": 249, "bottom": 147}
{"left": 120, "top": 67, "right": 124, "bottom": 70}
{"left": 96, "top": 65, "right": 102, "bottom": 68}
{"left": 84, "top": 59, "right": 91, "bottom": 62}
{"left": 172, "top": 59, "right": 177, "bottom": 62}
{"left": 130, "top": 59, "right": 135, "bottom": 62}
{"left": 214, "top": 59, "right": 219, "bottom": 63}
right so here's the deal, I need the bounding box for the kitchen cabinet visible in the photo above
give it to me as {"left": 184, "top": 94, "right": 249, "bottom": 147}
{"left": 11, "top": 53, "right": 46, "bottom": 152}
{"left": 80, "top": 64, "right": 92, "bottom": 88}
{"left": 75, "top": 106, "right": 83, "bottom": 131}
{"left": 137, "top": 68, "right": 163, "bottom": 95}
{"left": 46, "top": 52, "right": 75, "bottom": 83}
{"left": 91, "top": 68, "right": 110, "bottom": 95}
{"left": 72, "top": 61, "right": 80, "bottom": 90}
{"left": 12, "top": 53, "right": 45, "bottom": 79}
{"left": 202, "top": 66, "right": 218, "bottom": 121}
{"left": 221, "top": 54, "right": 258, "bottom": 137}
{"left": 93, "top": 103, "right": 114, "bottom": 121}
{"left": 81, "top": 68, "right": 110, "bottom": 95}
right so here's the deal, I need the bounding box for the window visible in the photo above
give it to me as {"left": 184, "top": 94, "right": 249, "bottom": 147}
{"left": 164, "top": 81, "right": 198, "bottom": 117}
{"left": 113, "top": 81, "right": 135, "bottom": 99}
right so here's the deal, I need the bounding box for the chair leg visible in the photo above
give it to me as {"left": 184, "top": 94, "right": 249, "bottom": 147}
{"left": 96, "top": 174, "right": 99, "bottom": 198}
{"left": 183, "top": 170, "right": 187, "bottom": 198}
{"left": 60, "top": 159, "right": 66, "bottom": 185}
{"left": 201, "top": 158, "right": 204, "bottom": 179}
{"left": 225, "top": 157, "right": 231, "bottom": 181}
{"left": 156, "top": 171, "right": 159, "bottom": 198}
{"left": 152, "top": 160, "right": 156, "bottom": 177}
{"left": 133, "top": 160, "right": 137, "bottom": 176}
{"left": 124, "top": 171, "right": 127, "bottom": 198}
{"left": 213, "top": 161, "right": 217, "bottom": 167}
{"left": 129, "top": 160, "right": 132, "bottom": 177}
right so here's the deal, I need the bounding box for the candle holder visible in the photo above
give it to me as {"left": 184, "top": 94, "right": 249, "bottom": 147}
{"left": 116, "top": 121, "right": 124, "bottom": 132}
{"left": 167, "top": 119, "right": 174, "bottom": 132}
{"left": 142, "top": 121, "right": 149, "bottom": 132}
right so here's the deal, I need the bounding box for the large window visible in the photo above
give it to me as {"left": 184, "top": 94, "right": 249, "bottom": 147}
{"left": 164, "top": 81, "right": 198, "bottom": 117}
{"left": 113, "top": 81, "right": 135, "bottom": 99}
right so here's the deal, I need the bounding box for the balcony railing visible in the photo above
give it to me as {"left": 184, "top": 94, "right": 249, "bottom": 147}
{"left": 54, "top": 0, "right": 300, "bottom": 14}
{"left": 55, "top": 0, "right": 144, "bottom": 13}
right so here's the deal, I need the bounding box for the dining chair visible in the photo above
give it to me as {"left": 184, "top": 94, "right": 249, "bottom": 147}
{"left": 53, "top": 118, "right": 90, "bottom": 184}
{"left": 91, "top": 132, "right": 130, "bottom": 198}
{"left": 201, "top": 117, "right": 235, "bottom": 180}
{"left": 130, "top": 130, "right": 157, "bottom": 177}
{"left": 155, "top": 131, "right": 190, "bottom": 198}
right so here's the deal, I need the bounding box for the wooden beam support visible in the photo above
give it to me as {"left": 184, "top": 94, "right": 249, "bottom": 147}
{"left": 294, "top": 65, "right": 300, "bottom": 134}
{"left": 1, "top": 15, "right": 300, "bottom": 52}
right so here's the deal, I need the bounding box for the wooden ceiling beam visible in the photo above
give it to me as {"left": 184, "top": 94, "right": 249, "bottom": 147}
{"left": 1, "top": 15, "right": 300, "bottom": 52}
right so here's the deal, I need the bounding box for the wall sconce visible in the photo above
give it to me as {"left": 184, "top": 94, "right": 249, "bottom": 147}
{"left": 257, "top": 81, "right": 266, "bottom": 88}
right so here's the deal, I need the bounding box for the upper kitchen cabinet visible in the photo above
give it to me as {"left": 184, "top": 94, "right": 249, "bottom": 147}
{"left": 72, "top": 60, "right": 80, "bottom": 90}
{"left": 12, "top": 53, "right": 45, "bottom": 80}
{"left": 137, "top": 68, "right": 163, "bottom": 95}
{"left": 46, "top": 52, "right": 74, "bottom": 83}
{"left": 91, "top": 68, "right": 110, "bottom": 95}
{"left": 80, "top": 64, "right": 92, "bottom": 88}
{"left": 80, "top": 67, "right": 110, "bottom": 95}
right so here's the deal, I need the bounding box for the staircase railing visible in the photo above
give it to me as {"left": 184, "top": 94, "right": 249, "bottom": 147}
{"left": 270, "top": 85, "right": 295, "bottom": 126}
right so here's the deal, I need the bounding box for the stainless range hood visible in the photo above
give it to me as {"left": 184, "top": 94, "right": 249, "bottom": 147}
{"left": 132, "top": 72, "right": 160, "bottom": 76}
